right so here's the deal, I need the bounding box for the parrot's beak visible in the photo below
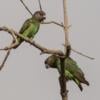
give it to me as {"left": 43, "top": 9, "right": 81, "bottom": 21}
{"left": 45, "top": 64, "right": 50, "bottom": 69}
{"left": 43, "top": 12, "right": 46, "bottom": 20}
{"left": 43, "top": 17, "right": 46, "bottom": 20}
{"left": 40, "top": 16, "right": 46, "bottom": 22}
{"left": 42, "top": 16, "right": 46, "bottom": 21}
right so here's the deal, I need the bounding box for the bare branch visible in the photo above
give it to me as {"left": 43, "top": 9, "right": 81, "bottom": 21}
{"left": 0, "top": 28, "right": 18, "bottom": 70}
{"left": 59, "top": 58, "right": 68, "bottom": 100}
{"left": 59, "top": 75, "right": 68, "bottom": 100}
{"left": 63, "top": 0, "right": 70, "bottom": 52}
{"left": 42, "top": 21, "right": 64, "bottom": 28}
{"left": 0, "top": 50, "right": 11, "bottom": 70}
{"left": 42, "top": 21, "right": 94, "bottom": 60}
{"left": 42, "top": 21, "right": 72, "bottom": 30}
{"left": 38, "top": 0, "right": 42, "bottom": 11}
{"left": 20, "top": 0, "right": 33, "bottom": 16}
{"left": 0, "top": 26, "right": 64, "bottom": 56}
{"left": 62, "top": 44, "right": 94, "bottom": 60}
{"left": 71, "top": 48, "right": 95, "bottom": 60}
{"left": 58, "top": 0, "right": 70, "bottom": 100}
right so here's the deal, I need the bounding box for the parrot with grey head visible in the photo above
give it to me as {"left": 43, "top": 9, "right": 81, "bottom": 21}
{"left": 16, "top": 0, "right": 46, "bottom": 48}
{"left": 1, "top": 0, "right": 46, "bottom": 50}
{"left": 14, "top": 10, "right": 46, "bottom": 48}
{"left": 45, "top": 55, "right": 89, "bottom": 91}
{"left": 0, "top": 0, "right": 46, "bottom": 70}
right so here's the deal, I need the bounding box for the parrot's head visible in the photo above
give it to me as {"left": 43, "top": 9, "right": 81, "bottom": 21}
{"left": 33, "top": 10, "right": 46, "bottom": 22}
{"left": 45, "top": 55, "right": 58, "bottom": 69}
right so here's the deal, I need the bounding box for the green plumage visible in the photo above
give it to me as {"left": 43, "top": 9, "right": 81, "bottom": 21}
{"left": 63, "top": 57, "right": 89, "bottom": 91}
{"left": 18, "top": 18, "right": 40, "bottom": 43}
{"left": 14, "top": 10, "right": 46, "bottom": 48}
{"left": 45, "top": 55, "right": 89, "bottom": 91}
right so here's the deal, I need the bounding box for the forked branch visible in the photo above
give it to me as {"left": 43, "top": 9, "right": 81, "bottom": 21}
{"left": 0, "top": 27, "right": 64, "bottom": 56}
{"left": 19, "top": 0, "right": 94, "bottom": 60}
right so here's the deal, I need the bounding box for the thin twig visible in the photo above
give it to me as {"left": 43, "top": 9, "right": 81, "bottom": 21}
{"left": 62, "top": 44, "right": 94, "bottom": 60}
{"left": 0, "top": 27, "right": 64, "bottom": 56}
{"left": 20, "top": 0, "right": 33, "bottom": 16}
{"left": 71, "top": 48, "right": 95, "bottom": 60}
{"left": 38, "top": 0, "right": 42, "bottom": 11}
{"left": 0, "top": 29, "right": 17, "bottom": 70}
{"left": 42, "top": 21, "right": 64, "bottom": 28}
{"left": 0, "top": 50, "right": 11, "bottom": 70}
{"left": 42, "top": 21, "right": 72, "bottom": 29}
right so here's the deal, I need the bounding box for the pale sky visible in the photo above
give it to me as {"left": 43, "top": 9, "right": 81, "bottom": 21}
{"left": 0, "top": 0, "right": 99, "bottom": 100}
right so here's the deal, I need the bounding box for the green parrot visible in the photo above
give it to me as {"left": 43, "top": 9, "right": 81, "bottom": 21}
{"left": 3, "top": 10, "right": 46, "bottom": 49}
{"left": 15, "top": 10, "right": 46, "bottom": 48}
{"left": 0, "top": 10, "right": 46, "bottom": 70}
{"left": 45, "top": 55, "right": 89, "bottom": 91}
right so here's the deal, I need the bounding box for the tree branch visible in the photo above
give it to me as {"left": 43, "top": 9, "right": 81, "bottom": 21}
{"left": 63, "top": 0, "right": 70, "bottom": 51}
{"left": 0, "top": 26, "right": 64, "bottom": 56}
{"left": 0, "top": 50, "right": 11, "bottom": 70}
{"left": 19, "top": 0, "right": 94, "bottom": 60}
{"left": 0, "top": 25, "right": 94, "bottom": 71}
{"left": 71, "top": 48, "right": 95, "bottom": 60}
{"left": 42, "top": 21, "right": 72, "bottom": 29}
{"left": 59, "top": 58, "right": 68, "bottom": 100}
{"left": 59, "top": 0, "right": 69, "bottom": 100}
{"left": 0, "top": 28, "right": 19, "bottom": 70}
{"left": 62, "top": 44, "right": 94, "bottom": 60}
{"left": 20, "top": 0, "right": 33, "bottom": 16}
{"left": 42, "top": 21, "right": 64, "bottom": 28}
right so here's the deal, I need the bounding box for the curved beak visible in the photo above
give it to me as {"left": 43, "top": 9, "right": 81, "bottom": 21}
{"left": 45, "top": 64, "right": 50, "bottom": 69}
{"left": 43, "top": 16, "right": 46, "bottom": 20}
{"left": 42, "top": 15, "right": 46, "bottom": 21}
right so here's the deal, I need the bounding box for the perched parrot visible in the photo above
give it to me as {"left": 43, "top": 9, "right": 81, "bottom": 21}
{"left": 45, "top": 55, "right": 89, "bottom": 91}
{"left": 0, "top": 10, "right": 46, "bottom": 70}
{"left": 3, "top": 10, "right": 46, "bottom": 49}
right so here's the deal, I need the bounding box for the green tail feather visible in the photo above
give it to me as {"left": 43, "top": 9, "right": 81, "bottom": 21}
{"left": 78, "top": 84, "right": 83, "bottom": 91}
{"left": 83, "top": 79, "right": 89, "bottom": 86}
{"left": 74, "top": 78, "right": 83, "bottom": 91}
{"left": 65, "top": 70, "right": 83, "bottom": 91}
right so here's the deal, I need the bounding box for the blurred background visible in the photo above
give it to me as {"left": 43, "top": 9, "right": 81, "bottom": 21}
{"left": 0, "top": 0, "right": 99, "bottom": 100}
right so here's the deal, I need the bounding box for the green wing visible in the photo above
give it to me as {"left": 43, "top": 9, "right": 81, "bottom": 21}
{"left": 65, "top": 70, "right": 83, "bottom": 91}
{"left": 64, "top": 58, "right": 84, "bottom": 77}
{"left": 19, "top": 19, "right": 31, "bottom": 34}
{"left": 56, "top": 58, "right": 61, "bottom": 73}
{"left": 64, "top": 58, "right": 81, "bottom": 79}
{"left": 64, "top": 57, "right": 89, "bottom": 85}
{"left": 19, "top": 18, "right": 40, "bottom": 40}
